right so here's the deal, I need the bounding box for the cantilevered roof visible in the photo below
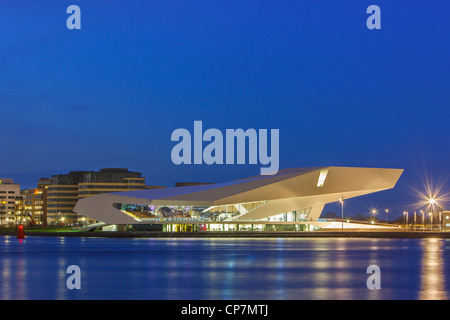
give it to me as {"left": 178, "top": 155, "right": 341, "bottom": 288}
{"left": 112, "top": 167, "right": 323, "bottom": 202}
{"left": 74, "top": 166, "right": 403, "bottom": 225}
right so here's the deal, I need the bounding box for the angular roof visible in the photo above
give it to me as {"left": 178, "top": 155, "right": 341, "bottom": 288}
{"left": 74, "top": 166, "right": 403, "bottom": 224}
{"left": 113, "top": 167, "right": 322, "bottom": 202}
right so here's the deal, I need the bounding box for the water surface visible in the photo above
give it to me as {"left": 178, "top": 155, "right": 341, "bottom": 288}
{"left": 0, "top": 236, "right": 448, "bottom": 300}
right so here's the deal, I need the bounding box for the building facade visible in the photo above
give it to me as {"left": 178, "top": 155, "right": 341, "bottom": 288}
{"left": 47, "top": 171, "right": 85, "bottom": 226}
{"left": 0, "top": 178, "right": 21, "bottom": 227}
{"left": 47, "top": 168, "right": 162, "bottom": 226}
{"left": 20, "top": 178, "right": 52, "bottom": 226}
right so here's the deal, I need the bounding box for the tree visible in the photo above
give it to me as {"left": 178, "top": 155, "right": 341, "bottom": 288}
{"left": 321, "top": 212, "right": 339, "bottom": 219}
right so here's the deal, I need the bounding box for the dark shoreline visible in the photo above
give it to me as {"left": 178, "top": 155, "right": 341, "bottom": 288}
{"left": 1, "top": 230, "right": 450, "bottom": 239}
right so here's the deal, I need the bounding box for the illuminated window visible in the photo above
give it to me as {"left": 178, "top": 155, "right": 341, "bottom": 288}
{"left": 317, "top": 169, "right": 329, "bottom": 187}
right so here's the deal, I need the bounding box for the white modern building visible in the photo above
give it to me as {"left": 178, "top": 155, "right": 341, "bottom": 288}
{"left": 74, "top": 166, "right": 403, "bottom": 232}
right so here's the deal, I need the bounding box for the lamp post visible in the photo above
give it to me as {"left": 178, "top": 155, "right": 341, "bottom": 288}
{"left": 339, "top": 197, "right": 344, "bottom": 231}
{"left": 420, "top": 210, "right": 424, "bottom": 231}
{"left": 371, "top": 209, "right": 377, "bottom": 225}
{"left": 428, "top": 198, "right": 436, "bottom": 232}
{"left": 403, "top": 211, "right": 408, "bottom": 231}
{"left": 385, "top": 209, "right": 389, "bottom": 224}
{"left": 414, "top": 211, "right": 417, "bottom": 231}
{"left": 429, "top": 212, "right": 433, "bottom": 231}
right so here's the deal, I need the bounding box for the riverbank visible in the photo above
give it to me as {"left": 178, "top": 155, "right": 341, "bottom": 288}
{"left": 1, "top": 230, "right": 450, "bottom": 238}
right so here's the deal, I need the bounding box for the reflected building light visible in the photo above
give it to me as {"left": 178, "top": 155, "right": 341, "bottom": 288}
{"left": 0, "top": 258, "right": 12, "bottom": 300}
{"left": 57, "top": 257, "right": 68, "bottom": 300}
{"left": 15, "top": 254, "right": 28, "bottom": 300}
{"left": 419, "top": 238, "right": 447, "bottom": 300}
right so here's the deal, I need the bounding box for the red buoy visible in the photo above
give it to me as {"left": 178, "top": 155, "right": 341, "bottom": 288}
{"left": 17, "top": 225, "right": 25, "bottom": 239}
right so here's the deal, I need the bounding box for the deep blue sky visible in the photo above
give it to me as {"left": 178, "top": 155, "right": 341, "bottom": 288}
{"left": 0, "top": 0, "right": 449, "bottom": 218}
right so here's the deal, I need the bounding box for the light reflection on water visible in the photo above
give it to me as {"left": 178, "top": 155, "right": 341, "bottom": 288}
{"left": 419, "top": 239, "right": 447, "bottom": 300}
{"left": 0, "top": 236, "right": 448, "bottom": 300}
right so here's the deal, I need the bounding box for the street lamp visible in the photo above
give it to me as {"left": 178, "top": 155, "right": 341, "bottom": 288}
{"left": 371, "top": 209, "right": 377, "bottom": 224}
{"left": 339, "top": 197, "right": 344, "bottom": 231}
{"left": 414, "top": 211, "right": 417, "bottom": 231}
{"left": 403, "top": 211, "right": 408, "bottom": 230}
{"left": 429, "top": 212, "right": 433, "bottom": 231}
{"left": 420, "top": 210, "right": 425, "bottom": 231}
{"left": 385, "top": 209, "right": 389, "bottom": 224}
{"left": 428, "top": 198, "right": 439, "bottom": 231}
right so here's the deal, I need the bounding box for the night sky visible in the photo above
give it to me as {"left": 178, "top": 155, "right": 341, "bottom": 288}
{"left": 0, "top": 0, "right": 448, "bottom": 219}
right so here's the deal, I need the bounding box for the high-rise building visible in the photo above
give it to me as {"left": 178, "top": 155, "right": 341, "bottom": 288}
{"left": 47, "top": 168, "right": 163, "bottom": 226}
{"left": 77, "top": 168, "right": 149, "bottom": 199}
{"left": 20, "top": 178, "right": 51, "bottom": 226}
{"left": 47, "top": 171, "right": 85, "bottom": 226}
{"left": 0, "top": 178, "right": 21, "bottom": 227}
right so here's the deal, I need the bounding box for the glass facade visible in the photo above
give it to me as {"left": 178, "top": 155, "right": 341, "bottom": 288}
{"left": 115, "top": 201, "right": 271, "bottom": 222}
{"left": 121, "top": 223, "right": 317, "bottom": 232}
{"left": 114, "top": 202, "right": 314, "bottom": 228}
